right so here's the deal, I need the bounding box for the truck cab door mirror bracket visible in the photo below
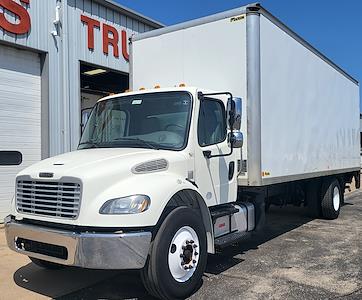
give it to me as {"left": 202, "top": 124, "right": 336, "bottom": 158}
{"left": 199, "top": 92, "right": 243, "bottom": 159}
{"left": 198, "top": 91, "right": 233, "bottom": 102}
{"left": 203, "top": 150, "right": 212, "bottom": 158}
{"left": 203, "top": 143, "right": 234, "bottom": 159}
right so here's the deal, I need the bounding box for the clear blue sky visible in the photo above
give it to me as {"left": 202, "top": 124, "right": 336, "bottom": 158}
{"left": 116, "top": 0, "right": 362, "bottom": 108}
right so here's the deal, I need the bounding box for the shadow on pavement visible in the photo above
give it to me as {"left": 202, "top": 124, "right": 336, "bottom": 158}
{"left": 13, "top": 263, "right": 121, "bottom": 299}
{"left": 13, "top": 205, "right": 315, "bottom": 299}
{"left": 206, "top": 205, "right": 314, "bottom": 275}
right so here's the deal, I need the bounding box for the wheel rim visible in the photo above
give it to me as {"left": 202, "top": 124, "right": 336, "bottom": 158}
{"left": 168, "top": 226, "right": 200, "bottom": 283}
{"left": 333, "top": 186, "right": 340, "bottom": 211}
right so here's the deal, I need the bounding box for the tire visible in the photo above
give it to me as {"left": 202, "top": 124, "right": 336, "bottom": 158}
{"left": 141, "top": 207, "right": 207, "bottom": 300}
{"left": 320, "top": 179, "right": 343, "bottom": 220}
{"left": 29, "top": 257, "right": 64, "bottom": 270}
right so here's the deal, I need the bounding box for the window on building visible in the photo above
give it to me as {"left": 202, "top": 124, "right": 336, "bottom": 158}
{"left": 0, "top": 151, "right": 22, "bottom": 165}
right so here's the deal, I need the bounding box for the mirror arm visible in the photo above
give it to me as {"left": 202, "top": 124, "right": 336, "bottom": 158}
{"left": 198, "top": 91, "right": 233, "bottom": 101}
{"left": 204, "top": 142, "right": 234, "bottom": 159}
{"left": 204, "top": 130, "right": 235, "bottom": 159}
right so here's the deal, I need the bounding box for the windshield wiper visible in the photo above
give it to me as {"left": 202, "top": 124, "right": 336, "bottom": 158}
{"left": 113, "top": 138, "right": 160, "bottom": 150}
{"left": 78, "top": 141, "right": 101, "bottom": 149}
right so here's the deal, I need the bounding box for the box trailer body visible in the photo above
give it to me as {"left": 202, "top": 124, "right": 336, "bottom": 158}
{"left": 4, "top": 4, "right": 361, "bottom": 300}
{"left": 131, "top": 6, "right": 360, "bottom": 186}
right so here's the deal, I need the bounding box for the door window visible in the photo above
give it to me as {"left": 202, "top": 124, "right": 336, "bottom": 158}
{"left": 198, "top": 98, "right": 227, "bottom": 146}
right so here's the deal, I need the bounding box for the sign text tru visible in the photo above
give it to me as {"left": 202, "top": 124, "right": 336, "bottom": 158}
{"left": 81, "top": 15, "right": 129, "bottom": 61}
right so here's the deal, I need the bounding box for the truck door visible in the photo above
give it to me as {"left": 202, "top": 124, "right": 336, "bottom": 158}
{"left": 194, "top": 96, "right": 238, "bottom": 205}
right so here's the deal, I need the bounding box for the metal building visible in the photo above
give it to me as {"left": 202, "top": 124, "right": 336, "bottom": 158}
{"left": 0, "top": 0, "right": 162, "bottom": 219}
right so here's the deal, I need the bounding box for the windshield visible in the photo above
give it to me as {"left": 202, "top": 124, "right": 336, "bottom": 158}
{"left": 78, "top": 91, "right": 192, "bottom": 151}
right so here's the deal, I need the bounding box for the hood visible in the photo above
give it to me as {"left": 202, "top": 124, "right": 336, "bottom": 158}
{"left": 19, "top": 148, "right": 184, "bottom": 180}
{"left": 14, "top": 148, "right": 190, "bottom": 226}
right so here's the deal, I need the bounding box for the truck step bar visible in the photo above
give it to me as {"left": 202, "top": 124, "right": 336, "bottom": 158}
{"left": 214, "top": 231, "right": 251, "bottom": 249}
{"left": 210, "top": 202, "right": 256, "bottom": 248}
{"left": 210, "top": 204, "right": 239, "bottom": 219}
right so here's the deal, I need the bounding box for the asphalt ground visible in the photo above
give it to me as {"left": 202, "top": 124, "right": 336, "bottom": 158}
{"left": 0, "top": 189, "right": 361, "bottom": 300}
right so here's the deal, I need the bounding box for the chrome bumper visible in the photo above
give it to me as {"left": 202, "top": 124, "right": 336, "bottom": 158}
{"left": 5, "top": 218, "right": 152, "bottom": 270}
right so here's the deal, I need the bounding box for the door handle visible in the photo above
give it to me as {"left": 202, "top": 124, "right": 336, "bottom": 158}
{"left": 228, "top": 161, "right": 235, "bottom": 180}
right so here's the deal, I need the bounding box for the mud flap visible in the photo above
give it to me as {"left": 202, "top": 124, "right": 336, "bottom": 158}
{"left": 253, "top": 192, "right": 266, "bottom": 232}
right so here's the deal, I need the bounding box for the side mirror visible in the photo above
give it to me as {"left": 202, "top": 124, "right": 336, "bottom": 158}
{"left": 232, "top": 97, "right": 242, "bottom": 131}
{"left": 227, "top": 97, "right": 242, "bottom": 131}
{"left": 229, "top": 132, "right": 243, "bottom": 148}
{"left": 227, "top": 97, "right": 243, "bottom": 149}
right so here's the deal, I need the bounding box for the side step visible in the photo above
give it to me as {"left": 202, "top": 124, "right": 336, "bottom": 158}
{"left": 210, "top": 204, "right": 238, "bottom": 219}
{"left": 214, "top": 231, "right": 251, "bottom": 249}
{"left": 210, "top": 202, "right": 256, "bottom": 249}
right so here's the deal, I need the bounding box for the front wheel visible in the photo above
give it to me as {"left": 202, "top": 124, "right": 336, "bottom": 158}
{"left": 141, "top": 207, "right": 207, "bottom": 300}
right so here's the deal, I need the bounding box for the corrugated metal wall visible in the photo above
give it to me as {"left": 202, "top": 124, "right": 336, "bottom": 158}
{"left": 67, "top": 0, "right": 155, "bottom": 150}
{"left": 0, "top": 0, "right": 159, "bottom": 157}
{"left": 0, "top": 0, "right": 52, "bottom": 51}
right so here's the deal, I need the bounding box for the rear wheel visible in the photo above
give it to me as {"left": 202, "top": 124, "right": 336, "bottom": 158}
{"left": 321, "top": 179, "right": 342, "bottom": 219}
{"left": 29, "top": 257, "right": 64, "bottom": 270}
{"left": 141, "top": 207, "right": 207, "bottom": 300}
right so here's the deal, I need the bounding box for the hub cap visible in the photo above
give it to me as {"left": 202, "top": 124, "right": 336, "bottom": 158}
{"left": 168, "top": 226, "right": 200, "bottom": 282}
{"left": 333, "top": 186, "right": 340, "bottom": 211}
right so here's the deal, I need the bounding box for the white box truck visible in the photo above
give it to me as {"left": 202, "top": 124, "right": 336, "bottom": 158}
{"left": 5, "top": 4, "right": 360, "bottom": 300}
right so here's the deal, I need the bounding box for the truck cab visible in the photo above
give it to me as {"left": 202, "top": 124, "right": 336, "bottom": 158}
{"left": 5, "top": 87, "right": 251, "bottom": 299}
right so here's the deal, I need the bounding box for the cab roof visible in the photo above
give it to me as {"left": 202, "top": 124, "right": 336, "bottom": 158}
{"left": 97, "top": 87, "right": 200, "bottom": 103}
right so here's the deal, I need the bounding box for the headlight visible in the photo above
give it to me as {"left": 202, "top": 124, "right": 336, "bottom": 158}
{"left": 99, "top": 195, "right": 151, "bottom": 215}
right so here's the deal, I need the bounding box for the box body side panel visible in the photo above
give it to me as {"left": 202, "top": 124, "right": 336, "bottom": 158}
{"left": 259, "top": 15, "right": 360, "bottom": 183}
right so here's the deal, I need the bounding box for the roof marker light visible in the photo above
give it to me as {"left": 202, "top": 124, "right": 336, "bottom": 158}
{"left": 139, "top": 87, "right": 146, "bottom": 90}
{"left": 179, "top": 83, "right": 186, "bottom": 87}
{"left": 154, "top": 85, "right": 161, "bottom": 89}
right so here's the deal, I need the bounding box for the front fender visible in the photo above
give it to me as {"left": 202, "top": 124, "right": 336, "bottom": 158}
{"left": 84, "top": 172, "right": 201, "bottom": 228}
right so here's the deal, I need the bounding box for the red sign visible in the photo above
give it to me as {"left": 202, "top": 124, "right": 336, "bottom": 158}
{"left": 81, "top": 14, "right": 129, "bottom": 61}
{"left": 0, "top": 0, "right": 31, "bottom": 35}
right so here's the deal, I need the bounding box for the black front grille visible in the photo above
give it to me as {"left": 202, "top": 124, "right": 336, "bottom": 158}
{"left": 15, "top": 237, "right": 68, "bottom": 260}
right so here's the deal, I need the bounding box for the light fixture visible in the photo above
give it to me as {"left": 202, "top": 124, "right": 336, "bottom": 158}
{"left": 51, "top": 4, "right": 61, "bottom": 36}
{"left": 83, "top": 68, "right": 107, "bottom": 76}
{"left": 99, "top": 195, "right": 151, "bottom": 214}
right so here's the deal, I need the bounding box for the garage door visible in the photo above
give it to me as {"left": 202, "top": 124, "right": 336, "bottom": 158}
{"left": 0, "top": 45, "right": 41, "bottom": 221}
